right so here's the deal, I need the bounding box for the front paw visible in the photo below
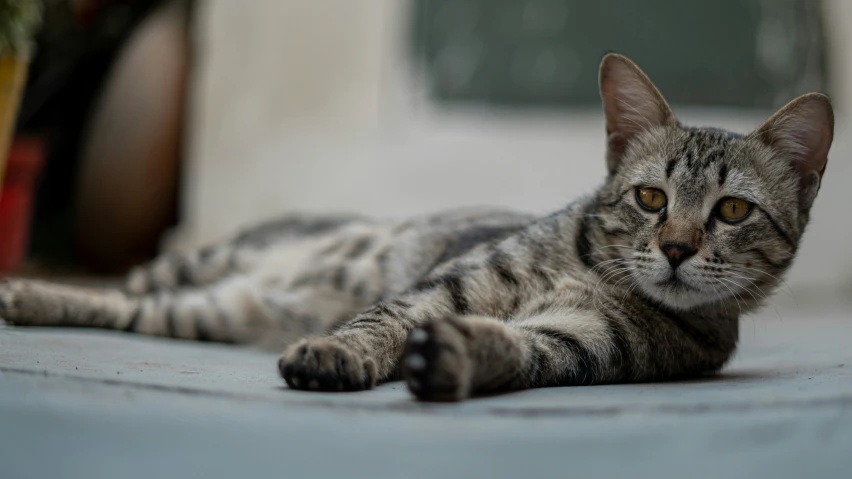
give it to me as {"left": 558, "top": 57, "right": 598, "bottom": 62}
{"left": 402, "top": 317, "right": 473, "bottom": 402}
{"left": 278, "top": 338, "right": 377, "bottom": 392}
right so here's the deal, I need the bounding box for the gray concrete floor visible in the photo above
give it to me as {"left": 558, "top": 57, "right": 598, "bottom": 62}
{"left": 1, "top": 299, "right": 851, "bottom": 479}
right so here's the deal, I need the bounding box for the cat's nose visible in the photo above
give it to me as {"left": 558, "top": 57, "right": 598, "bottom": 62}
{"left": 660, "top": 242, "right": 697, "bottom": 269}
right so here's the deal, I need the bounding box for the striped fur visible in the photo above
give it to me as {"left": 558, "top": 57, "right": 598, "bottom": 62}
{"left": 0, "top": 54, "right": 833, "bottom": 401}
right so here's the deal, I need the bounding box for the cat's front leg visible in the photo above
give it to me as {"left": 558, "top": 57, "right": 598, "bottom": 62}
{"left": 278, "top": 297, "right": 432, "bottom": 392}
{"left": 278, "top": 337, "right": 379, "bottom": 391}
{"left": 402, "top": 303, "right": 738, "bottom": 401}
{"left": 401, "top": 311, "right": 635, "bottom": 401}
{"left": 401, "top": 315, "right": 526, "bottom": 401}
{"left": 280, "top": 239, "right": 572, "bottom": 393}
{"left": 278, "top": 243, "right": 530, "bottom": 392}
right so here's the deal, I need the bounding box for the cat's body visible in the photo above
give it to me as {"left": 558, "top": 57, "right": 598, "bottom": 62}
{"left": 0, "top": 55, "right": 834, "bottom": 401}
{"left": 2, "top": 208, "right": 535, "bottom": 348}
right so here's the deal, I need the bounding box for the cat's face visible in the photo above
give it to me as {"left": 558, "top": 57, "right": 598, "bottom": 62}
{"left": 595, "top": 55, "right": 833, "bottom": 311}
{"left": 602, "top": 126, "right": 805, "bottom": 309}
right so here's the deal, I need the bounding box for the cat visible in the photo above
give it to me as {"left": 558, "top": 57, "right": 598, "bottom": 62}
{"left": 0, "top": 54, "right": 833, "bottom": 401}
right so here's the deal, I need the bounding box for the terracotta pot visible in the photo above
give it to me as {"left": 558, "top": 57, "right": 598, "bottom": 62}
{"left": 0, "top": 54, "right": 28, "bottom": 187}
{"left": 0, "top": 136, "right": 44, "bottom": 274}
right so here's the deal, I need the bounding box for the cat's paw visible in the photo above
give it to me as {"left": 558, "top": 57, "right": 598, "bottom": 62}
{"left": 402, "top": 317, "right": 473, "bottom": 402}
{"left": 0, "top": 279, "right": 25, "bottom": 323}
{"left": 279, "top": 338, "right": 377, "bottom": 392}
{"left": 0, "top": 279, "right": 72, "bottom": 326}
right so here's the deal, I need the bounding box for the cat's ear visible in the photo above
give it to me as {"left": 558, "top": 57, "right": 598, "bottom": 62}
{"left": 753, "top": 93, "right": 834, "bottom": 209}
{"left": 599, "top": 53, "right": 677, "bottom": 174}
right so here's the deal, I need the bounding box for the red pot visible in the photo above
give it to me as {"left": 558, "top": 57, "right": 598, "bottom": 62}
{"left": 0, "top": 136, "right": 45, "bottom": 274}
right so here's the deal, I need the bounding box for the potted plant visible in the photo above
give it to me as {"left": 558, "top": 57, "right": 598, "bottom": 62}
{"left": 0, "top": 0, "right": 41, "bottom": 273}
{"left": 0, "top": 0, "right": 41, "bottom": 186}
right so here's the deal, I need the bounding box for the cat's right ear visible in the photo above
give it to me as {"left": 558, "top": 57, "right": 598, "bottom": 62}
{"left": 599, "top": 54, "right": 677, "bottom": 174}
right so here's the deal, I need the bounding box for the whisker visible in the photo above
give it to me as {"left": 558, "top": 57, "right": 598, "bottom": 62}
{"left": 612, "top": 272, "right": 635, "bottom": 289}
{"left": 620, "top": 275, "right": 643, "bottom": 302}
{"left": 720, "top": 276, "right": 761, "bottom": 304}
{"left": 729, "top": 265, "right": 797, "bottom": 304}
{"left": 590, "top": 257, "right": 628, "bottom": 273}
{"left": 597, "top": 266, "right": 633, "bottom": 286}
{"left": 724, "top": 270, "right": 785, "bottom": 323}
{"left": 590, "top": 262, "right": 628, "bottom": 280}
{"left": 589, "top": 258, "right": 630, "bottom": 276}
{"left": 714, "top": 278, "right": 743, "bottom": 315}
{"left": 719, "top": 277, "right": 760, "bottom": 321}
{"left": 706, "top": 280, "right": 732, "bottom": 315}
{"left": 591, "top": 268, "right": 633, "bottom": 319}
{"left": 590, "top": 244, "right": 635, "bottom": 256}
{"left": 724, "top": 271, "right": 769, "bottom": 300}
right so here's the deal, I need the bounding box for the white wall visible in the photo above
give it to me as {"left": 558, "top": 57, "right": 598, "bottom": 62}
{"left": 177, "top": 0, "right": 852, "bottom": 293}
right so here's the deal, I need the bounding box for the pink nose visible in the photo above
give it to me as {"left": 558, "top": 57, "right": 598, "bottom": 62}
{"left": 660, "top": 242, "right": 697, "bottom": 269}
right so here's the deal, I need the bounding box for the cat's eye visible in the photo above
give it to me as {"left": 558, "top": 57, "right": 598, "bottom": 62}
{"left": 717, "top": 197, "right": 752, "bottom": 223}
{"left": 636, "top": 187, "right": 667, "bottom": 212}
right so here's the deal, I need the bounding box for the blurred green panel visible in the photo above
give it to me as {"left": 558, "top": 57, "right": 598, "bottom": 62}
{"left": 412, "top": 0, "right": 827, "bottom": 109}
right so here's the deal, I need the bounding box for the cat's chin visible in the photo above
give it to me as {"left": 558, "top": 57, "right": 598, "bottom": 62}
{"left": 637, "top": 283, "right": 720, "bottom": 311}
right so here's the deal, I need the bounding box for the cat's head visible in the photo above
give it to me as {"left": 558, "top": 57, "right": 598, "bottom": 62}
{"left": 594, "top": 54, "right": 833, "bottom": 311}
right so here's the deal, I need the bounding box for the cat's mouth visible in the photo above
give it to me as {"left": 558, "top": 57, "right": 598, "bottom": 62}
{"left": 632, "top": 263, "right": 718, "bottom": 310}
{"left": 656, "top": 273, "right": 698, "bottom": 292}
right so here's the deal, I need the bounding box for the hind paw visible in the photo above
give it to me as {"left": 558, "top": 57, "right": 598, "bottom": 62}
{"left": 0, "top": 279, "right": 88, "bottom": 327}
{"left": 0, "top": 279, "right": 26, "bottom": 323}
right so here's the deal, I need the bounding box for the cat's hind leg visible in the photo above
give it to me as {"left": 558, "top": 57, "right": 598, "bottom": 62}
{"left": 125, "top": 245, "right": 244, "bottom": 295}
{"left": 125, "top": 214, "right": 363, "bottom": 294}
{"left": 1, "top": 278, "right": 137, "bottom": 330}
{"left": 0, "top": 277, "right": 364, "bottom": 348}
{"left": 0, "top": 277, "right": 243, "bottom": 342}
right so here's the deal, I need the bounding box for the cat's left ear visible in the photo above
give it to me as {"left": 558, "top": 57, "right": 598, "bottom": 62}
{"left": 753, "top": 93, "right": 834, "bottom": 209}
{"left": 599, "top": 54, "right": 677, "bottom": 174}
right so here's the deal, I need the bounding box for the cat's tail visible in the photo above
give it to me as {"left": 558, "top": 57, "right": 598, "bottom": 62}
{"left": 0, "top": 277, "right": 320, "bottom": 347}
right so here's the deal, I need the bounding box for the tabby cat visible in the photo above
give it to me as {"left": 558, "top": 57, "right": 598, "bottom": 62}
{"left": 0, "top": 54, "right": 834, "bottom": 401}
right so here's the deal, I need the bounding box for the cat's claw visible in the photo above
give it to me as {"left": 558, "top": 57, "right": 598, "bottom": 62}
{"left": 402, "top": 318, "right": 473, "bottom": 402}
{"left": 279, "top": 338, "right": 377, "bottom": 392}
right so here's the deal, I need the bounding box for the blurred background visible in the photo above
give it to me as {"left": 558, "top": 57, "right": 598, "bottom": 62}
{"left": 1, "top": 0, "right": 850, "bottom": 300}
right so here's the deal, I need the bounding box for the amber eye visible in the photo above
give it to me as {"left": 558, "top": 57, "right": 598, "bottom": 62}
{"left": 717, "top": 198, "right": 752, "bottom": 223}
{"left": 636, "top": 187, "right": 667, "bottom": 212}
